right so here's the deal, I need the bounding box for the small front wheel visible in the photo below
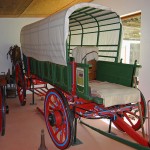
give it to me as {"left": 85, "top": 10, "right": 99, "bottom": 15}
{"left": 44, "top": 88, "right": 73, "bottom": 149}
{"left": 113, "top": 92, "right": 146, "bottom": 131}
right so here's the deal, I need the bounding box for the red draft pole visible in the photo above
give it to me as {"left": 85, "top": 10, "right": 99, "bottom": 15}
{"left": 71, "top": 61, "right": 77, "bottom": 96}
{"left": 113, "top": 115, "right": 149, "bottom": 147}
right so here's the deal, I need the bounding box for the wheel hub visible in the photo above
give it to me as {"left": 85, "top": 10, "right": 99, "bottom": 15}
{"left": 48, "top": 114, "right": 55, "bottom": 126}
{"left": 48, "top": 111, "right": 62, "bottom": 127}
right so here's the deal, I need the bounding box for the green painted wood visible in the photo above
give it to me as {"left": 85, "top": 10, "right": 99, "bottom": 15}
{"left": 29, "top": 57, "right": 72, "bottom": 92}
{"left": 96, "top": 61, "right": 136, "bottom": 87}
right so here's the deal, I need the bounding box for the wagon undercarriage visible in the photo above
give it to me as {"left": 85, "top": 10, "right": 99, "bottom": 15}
{"left": 15, "top": 64, "right": 149, "bottom": 149}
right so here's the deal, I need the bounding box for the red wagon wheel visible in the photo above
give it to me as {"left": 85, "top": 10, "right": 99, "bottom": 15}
{"left": 113, "top": 92, "right": 146, "bottom": 131}
{"left": 0, "top": 88, "right": 6, "bottom": 136}
{"left": 15, "top": 62, "right": 26, "bottom": 106}
{"left": 44, "top": 88, "right": 73, "bottom": 149}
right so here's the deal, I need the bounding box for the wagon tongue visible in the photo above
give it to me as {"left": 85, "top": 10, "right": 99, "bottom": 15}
{"left": 113, "top": 115, "right": 149, "bottom": 147}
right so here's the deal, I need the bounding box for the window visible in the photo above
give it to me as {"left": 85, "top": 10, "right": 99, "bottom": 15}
{"left": 121, "top": 12, "right": 141, "bottom": 65}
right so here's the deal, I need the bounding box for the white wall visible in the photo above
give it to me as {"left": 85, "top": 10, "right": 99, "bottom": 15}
{"left": 0, "top": 18, "right": 42, "bottom": 74}
{"left": 93, "top": 0, "right": 150, "bottom": 134}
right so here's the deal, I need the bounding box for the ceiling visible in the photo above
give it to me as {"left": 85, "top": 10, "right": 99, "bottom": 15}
{"left": 0, "top": 0, "right": 92, "bottom": 18}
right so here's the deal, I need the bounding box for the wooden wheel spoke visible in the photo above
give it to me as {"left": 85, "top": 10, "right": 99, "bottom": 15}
{"left": 60, "top": 130, "right": 63, "bottom": 143}
{"left": 62, "top": 124, "right": 67, "bottom": 138}
{"left": 54, "top": 126, "right": 64, "bottom": 143}
{"left": 52, "top": 95, "right": 59, "bottom": 108}
{"left": 114, "top": 94, "right": 146, "bottom": 132}
{"left": 60, "top": 125, "right": 66, "bottom": 143}
{"left": 48, "top": 99, "right": 58, "bottom": 111}
{"left": 48, "top": 101, "right": 55, "bottom": 110}
{"left": 126, "top": 111, "right": 139, "bottom": 119}
{"left": 49, "top": 95, "right": 62, "bottom": 110}
{"left": 123, "top": 112, "right": 134, "bottom": 126}
{"left": 53, "top": 95, "right": 62, "bottom": 110}
{"left": 54, "top": 127, "right": 61, "bottom": 136}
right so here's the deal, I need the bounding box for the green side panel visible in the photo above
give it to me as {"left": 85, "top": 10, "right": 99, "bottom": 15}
{"left": 29, "top": 57, "right": 71, "bottom": 92}
{"left": 55, "top": 64, "right": 62, "bottom": 84}
{"left": 30, "top": 57, "right": 36, "bottom": 75}
{"left": 37, "top": 60, "right": 43, "bottom": 79}
{"left": 42, "top": 62, "right": 53, "bottom": 83}
{"left": 23, "top": 56, "right": 104, "bottom": 104}
{"left": 96, "top": 61, "right": 135, "bottom": 87}
{"left": 54, "top": 64, "right": 72, "bottom": 91}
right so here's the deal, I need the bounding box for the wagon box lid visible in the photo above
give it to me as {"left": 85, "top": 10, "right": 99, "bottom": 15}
{"left": 20, "top": 3, "right": 120, "bottom": 66}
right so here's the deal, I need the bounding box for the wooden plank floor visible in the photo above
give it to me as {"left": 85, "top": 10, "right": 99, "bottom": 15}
{"left": 0, "top": 94, "right": 137, "bottom": 150}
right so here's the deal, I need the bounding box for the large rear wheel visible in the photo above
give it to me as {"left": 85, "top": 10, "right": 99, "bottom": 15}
{"left": 15, "top": 62, "right": 26, "bottom": 106}
{"left": 0, "top": 87, "right": 6, "bottom": 136}
{"left": 113, "top": 92, "right": 146, "bottom": 131}
{"left": 44, "top": 88, "right": 73, "bottom": 149}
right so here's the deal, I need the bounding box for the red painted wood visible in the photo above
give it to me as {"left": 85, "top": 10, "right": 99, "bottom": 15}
{"left": 71, "top": 61, "right": 77, "bottom": 96}
{"left": 113, "top": 115, "right": 149, "bottom": 147}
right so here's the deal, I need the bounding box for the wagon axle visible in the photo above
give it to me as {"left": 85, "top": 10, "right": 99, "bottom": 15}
{"left": 48, "top": 111, "right": 63, "bottom": 127}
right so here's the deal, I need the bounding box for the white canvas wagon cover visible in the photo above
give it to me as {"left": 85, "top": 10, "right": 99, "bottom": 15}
{"left": 21, "top": 3, "right": 121, "bottom": 66}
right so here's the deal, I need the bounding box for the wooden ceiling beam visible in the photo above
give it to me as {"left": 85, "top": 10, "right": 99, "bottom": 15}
{"left": 0, "top": 0, "right": 33, "bottom": 16}
{"left": 20, "top": 0, "right": 93, "bottom": 17}
{"left": 0, "top": 0, "right": 93, "bottom": 18}
{"left": 121, "top": 12, "right": 141, "bottom": 20}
